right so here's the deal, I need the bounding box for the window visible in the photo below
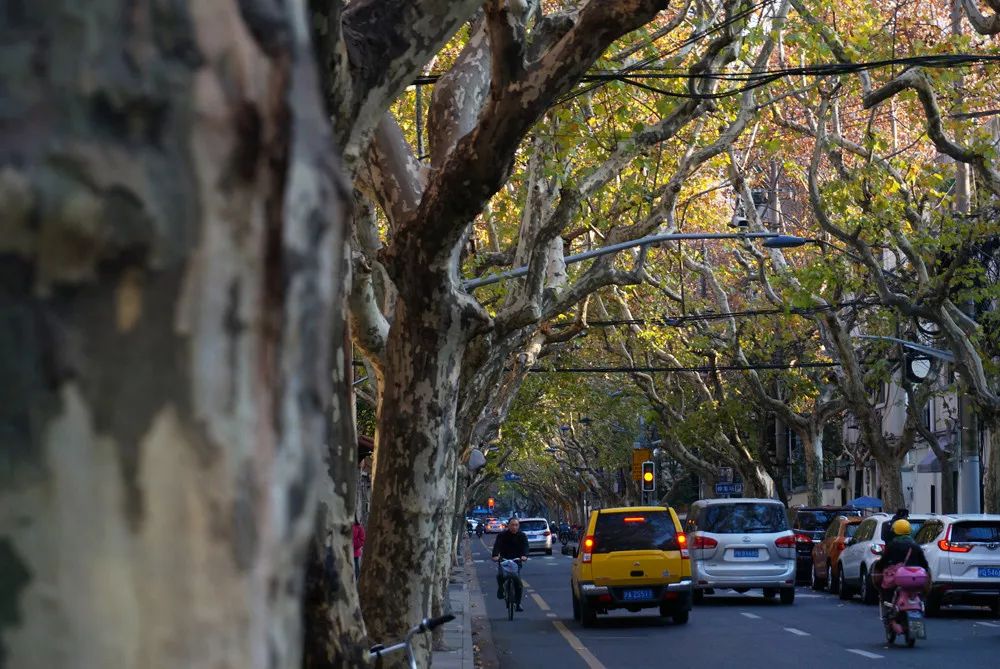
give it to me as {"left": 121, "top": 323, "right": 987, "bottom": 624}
{"left": 914, "top": 522, "right": 942, "bottom": 545}
{"left": 593, "top": 511, "right": 678, "bottom": 552}
{"left": 844, "top": 522, "right": 861, "bottom": 538}
{"left": 518, "top": 520, "right": 548, "bottom": 532}
{"left": 699, "top": 503, "right": 789, "bottom": 534}
{"left": 824, "top": 520, "right": 841, "bottom": 540}
{"left": 950, "top": 521, "right": 1000, "bottom": 543}
{"left": 796, "top": 510, "right": 838, "bottom": 532}
{"left": 855, "top": 519, "right": 876, "bottom": 542}
{"left": 922, "top": 400, "right": 933, "bottom": 430}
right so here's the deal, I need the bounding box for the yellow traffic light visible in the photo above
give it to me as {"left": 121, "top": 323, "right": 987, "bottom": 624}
{"left": 641, "top": 461, "right": 656, "bottom": 492}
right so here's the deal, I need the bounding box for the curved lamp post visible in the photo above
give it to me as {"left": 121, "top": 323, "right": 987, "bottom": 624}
{"left": 464, "top": 231, "right": 808, "bottom": 290}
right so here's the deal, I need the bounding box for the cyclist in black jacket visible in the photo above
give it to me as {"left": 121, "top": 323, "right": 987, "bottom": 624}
{"left": 492, "top": 518, "right": 529, "bottom": 610}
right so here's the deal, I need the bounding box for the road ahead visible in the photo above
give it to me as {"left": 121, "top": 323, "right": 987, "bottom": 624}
{"left": 471, "top": 536, "right": 1000, "bottom": 669}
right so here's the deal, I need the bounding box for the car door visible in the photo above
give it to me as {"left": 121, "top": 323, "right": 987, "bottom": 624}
{"left": 813, "top": 519, "right": 839, "bottom": 573}
{"left": 841, "top": 518, "right": 875, "bottom": 583}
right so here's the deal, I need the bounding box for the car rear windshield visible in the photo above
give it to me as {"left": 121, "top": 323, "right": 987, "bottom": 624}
{"left": 951, "top": 521, "right": 1000, "bottom": 543}
{"left": 593, "top": 511, "right": 678, "bottom": 552}
{"left": 796, "top": 511, "right": 837, "bottom": 531}
{"left": 845, "top": 522, "right": 860, "bottom": 538}
{"left": 519, "top": 520, "right": 547, "bottom": 532}
{"left": 701, "top": 503, "right": 789, "bottom": 534}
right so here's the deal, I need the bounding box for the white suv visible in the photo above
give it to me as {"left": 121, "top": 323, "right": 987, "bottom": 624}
{"left": 836, "top": 513, "right": 932, "bottom": 604}
{"left": 914, "top": 514, "right": 1000, "bottom": 616}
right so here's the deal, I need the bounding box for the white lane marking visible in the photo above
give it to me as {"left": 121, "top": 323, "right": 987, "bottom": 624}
{"left": 552, "top": 621, "right": 607, "bottom": 669}
{"left": 546, "top": 612, "right": 558, "bottom": 618}
{"left": 793, "top": 594, "right": 823, "bottom": 598}
{"left": 530, "top": 593, "right": 551, "bottom": 611}
{"left": 846, "top": 649, "right": 883, "bottom": 659}
{"left": 975, "top": 621, "right": 1000, "bottom": 628}
{"left": 784, "top": 627, "right": 810, "bottom": 636}
{"left": 740, "top": 612, "right": 762, "bottom": 619}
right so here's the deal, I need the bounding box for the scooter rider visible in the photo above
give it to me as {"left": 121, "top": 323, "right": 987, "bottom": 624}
{"left": 492, "top": 517, "right": 529, "bottom": 611}
{"left": 875, "top": 519, "right": 930, "bottom": 601}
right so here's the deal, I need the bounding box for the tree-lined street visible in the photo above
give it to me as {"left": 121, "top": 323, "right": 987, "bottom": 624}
{"left": 2, "top": 1, "right": 999, "bottom": 668}
{"left": 471, "top": 537, "right": 1000, "bottom": 668}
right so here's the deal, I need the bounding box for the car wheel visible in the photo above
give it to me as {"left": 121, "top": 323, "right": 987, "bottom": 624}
{"left": 827, "top": 563, "right": 839, "bottom": 595}
{"left": 572, "top": 589, "right": 581, "bottom": 621}
{"left": 860, "top": 566, "right": 877, "bottom": 605}
{"left": 546, "top": 548, "right": 553, "bottom": 556}
{"left": 838, "top": 565, "right": 852, "bottom": 600}
{"left": 692, "top": 589, "right": 705, "bottom": 605}
{"left": 580, "top": 597, "right": 597, "bottom": 627}
{"left": 672, "top": 610, "right": 690, "bottom": 625}
{"left": 989, "top": 599, "right": 1000, "bottom": 619}
{"left": 762, "top": 587, "right": 777, "bottom": 599}
{"left": 780, "top": 587, "right": 795, "bottom": 605}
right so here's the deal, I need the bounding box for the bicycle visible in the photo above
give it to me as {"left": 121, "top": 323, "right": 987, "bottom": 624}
{"left": 497, "top": 557, "right": 525, "bottom": 621}
{"left": 368, "top": 613, "right": 455, "bottom": 669}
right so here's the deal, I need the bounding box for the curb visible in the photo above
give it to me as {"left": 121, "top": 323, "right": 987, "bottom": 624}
{"left": 466, "top": 536, "right": 500, "bottom": 669}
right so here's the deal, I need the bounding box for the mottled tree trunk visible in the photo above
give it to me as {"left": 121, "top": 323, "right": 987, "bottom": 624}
{"left": 359, "top": 271, "right": 468, "bottom": 668}
{"left": 985, "top": 423, "right": 1000, "bottom": 514}
{"left": 874, "top": 455, "right": 905, "bottom": 511}
{"left": 799, "top": 427, "right": 824, "bottom": 506}
{"left": 0, "top": 2, "right": 350, "bottom": 668}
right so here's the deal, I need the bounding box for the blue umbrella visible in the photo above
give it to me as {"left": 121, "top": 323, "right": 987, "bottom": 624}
{"left": 848, "top": 496, "right": 883, "bottom": 509}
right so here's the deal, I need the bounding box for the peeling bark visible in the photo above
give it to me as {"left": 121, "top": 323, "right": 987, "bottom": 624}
{"left": 0, "top": 2, "right": 350, "bottom": 667}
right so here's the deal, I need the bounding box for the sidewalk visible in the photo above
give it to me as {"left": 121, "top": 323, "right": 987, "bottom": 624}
{"left": 431, "top": 539, "right": 475, "bottom": 669}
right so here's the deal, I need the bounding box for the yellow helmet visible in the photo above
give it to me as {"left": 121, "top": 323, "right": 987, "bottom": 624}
{"left": 892, "top": 519, "right": 912, "bottom": 536}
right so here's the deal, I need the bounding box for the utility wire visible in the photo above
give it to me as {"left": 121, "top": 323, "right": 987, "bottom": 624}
{"left": 528, "top": 362, "right": 839, "bottom": 373}
{"left": 550, "top": 299, "right": 879, "bottom": 328}
{"left": 412, "top": 53, "right": 1000, "bottom": 103}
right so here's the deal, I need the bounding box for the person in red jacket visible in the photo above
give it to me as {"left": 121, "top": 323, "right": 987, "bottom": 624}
{"left": 353, "top": 518, "right": 366, "bottom": 580}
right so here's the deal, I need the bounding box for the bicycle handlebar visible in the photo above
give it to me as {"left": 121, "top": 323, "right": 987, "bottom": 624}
{"left": 418, "top": 614, "right": 456, "bottom": 633}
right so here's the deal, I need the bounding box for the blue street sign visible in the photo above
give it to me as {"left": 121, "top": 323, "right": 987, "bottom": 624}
{"left": 504, "top": 472, "right": 521, "bottom": 482}
{"left": 715, "top": 482, "right": 744, "bottom": 495}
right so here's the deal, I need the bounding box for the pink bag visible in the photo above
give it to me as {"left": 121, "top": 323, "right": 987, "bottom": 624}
{"left": 892, "top": 566, "right": 928, "bottom": 589}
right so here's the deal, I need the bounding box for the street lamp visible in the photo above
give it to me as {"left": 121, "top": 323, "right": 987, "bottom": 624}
{"left": 762, "top": 235, "right": 809, "bottom": 249}
{"left": 463, "top": 231, "right": 804, "bottom": 290}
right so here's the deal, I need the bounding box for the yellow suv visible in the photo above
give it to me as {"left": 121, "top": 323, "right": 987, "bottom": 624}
{"left": 570, "top": 506, "right": 692, "bottom": 627}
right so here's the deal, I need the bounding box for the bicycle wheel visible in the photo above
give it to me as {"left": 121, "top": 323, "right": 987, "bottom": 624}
{"left": 506, "top": 580, "right": 515, "bottom": 621}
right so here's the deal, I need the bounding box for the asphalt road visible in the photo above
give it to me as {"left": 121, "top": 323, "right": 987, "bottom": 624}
{"left": 471, "top": 535, "right": 1000, "bottom": 669}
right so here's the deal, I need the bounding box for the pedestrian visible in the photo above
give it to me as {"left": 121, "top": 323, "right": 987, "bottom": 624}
{"left": 352, "top": 517, "right": 366, "bottom": 579}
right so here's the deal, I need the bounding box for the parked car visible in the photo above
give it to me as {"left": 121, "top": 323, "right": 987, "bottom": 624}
{"left": 809, "top": 515, "right": 863, "bottom": 592}
{"left": 790, "top": 506, "right": 862, "bottom": 582}
{"left": 836, "top": 512, "right": 931, "bottom": 604}
{"left": 685, "top": 498, "right": 797, "bottom": 604}
{"left": 913, "top": 514, "right": 1000, "bottom": 616}
{"left": 570, "top": 506, "right": 692, "bottom": 627}
{"left": 485, "top": 517, "right": 504, "bottom": 533}
{"left": 518, "top": 518, "right": 554, "bottom": 555}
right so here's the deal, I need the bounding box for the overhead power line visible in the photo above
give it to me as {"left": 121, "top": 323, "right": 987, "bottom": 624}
{"left": 413, "top": 53, "right": 1000, "bottom": 90}
{"left": 528, "top": 362, "right": 839, "bottom": 374}
{"left": 550, "top": 299, "right": 880, "bottom": 328}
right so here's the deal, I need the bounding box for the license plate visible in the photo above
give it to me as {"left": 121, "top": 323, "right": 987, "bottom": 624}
{"left": 978, "top": 567, "right": 1000, "bottom": 578}
{"left": 733, "top": 549, "right": 759, "bottom": 558}
{"left": 622, "top": 588, "right": 653, "bottom": 601}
